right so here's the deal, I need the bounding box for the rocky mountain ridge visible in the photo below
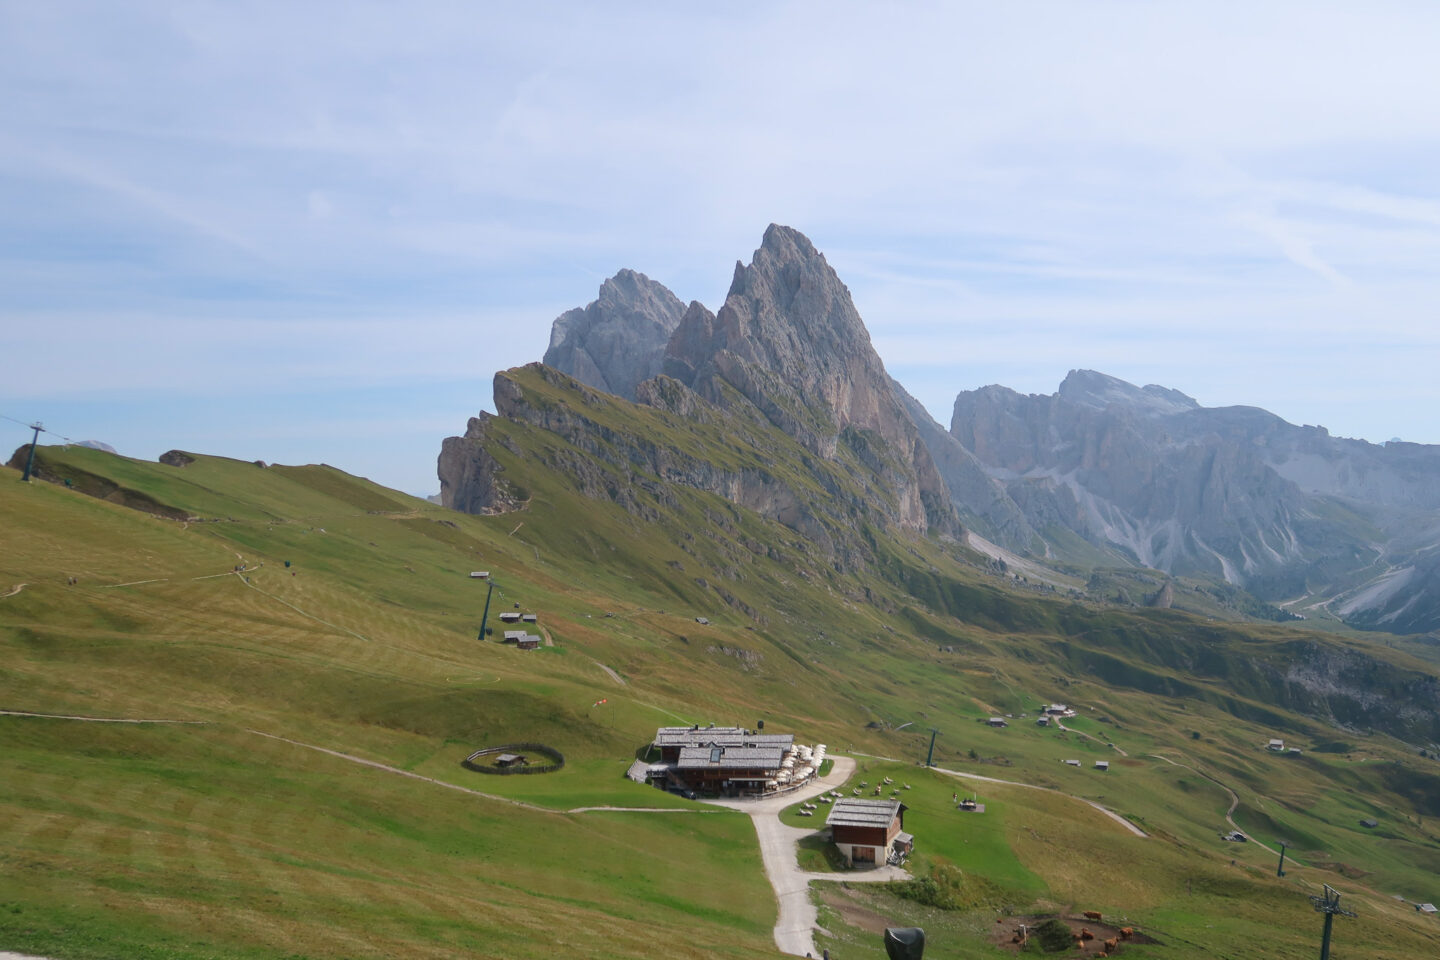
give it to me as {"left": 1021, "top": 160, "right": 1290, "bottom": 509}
{"left": 950, "top": 370, "right": 1440, "bottom": 633}
{"left": 447, "top": 225, "right": 958, "bottom": 546}
{"left": 444, "top": 227, "right": 1440, "bottom": 636}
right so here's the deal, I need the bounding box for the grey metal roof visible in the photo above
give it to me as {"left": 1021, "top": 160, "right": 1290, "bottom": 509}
{"left": 826, "top": 798, "right": 903, "bottom": 828}
{"left": 674, "top": 745, "right": 783, "bottom": 770}
{"left": 653, "top": 726, "right": 794, "bottom": 749}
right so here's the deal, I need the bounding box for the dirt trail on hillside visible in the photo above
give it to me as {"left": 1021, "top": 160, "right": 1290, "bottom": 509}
{"left": 0, "top": 709, "right": 207, "bottom": 724}
{"left": 1056, "top": 718, "right": 1129, "bottom": 756}
{"left": 852, "top": 751, "right": 1148, "bottom": 839}
{"left": 0, "top": 583, "right": 24, "bottom": 599}
{"left": 592, "top": 660, "right": 626, "bottom": 685}
{"left": 1148, "top": 754, "right": 1274, "bottom": 853}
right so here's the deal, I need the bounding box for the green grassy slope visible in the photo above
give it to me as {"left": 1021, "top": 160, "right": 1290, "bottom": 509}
{"left": 4, "top": 441, "right": 1440, "bottom": 959}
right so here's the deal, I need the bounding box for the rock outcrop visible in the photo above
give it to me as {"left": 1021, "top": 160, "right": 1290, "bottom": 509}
{"left": 659, "top": 224, "right": 956, "bottom": 534}
{"left": 541, "top": 269, "right": 688, "bottom": 400}
{"left": 441, "top": 225, "right": 961, "bottom": 562}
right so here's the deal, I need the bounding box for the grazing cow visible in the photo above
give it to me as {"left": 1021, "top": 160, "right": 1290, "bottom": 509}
{"left": 1104, "top": 938, "right": 1118, "bottom": 952}
{"left": 1084, "top": 910, "right": 1103, "bottom": 921}
{"left": 1080, "top": 928, "right": 1095, "bottom": 941}
{"left": 1119, "top": 927, "right": 1134, "bottom": 940}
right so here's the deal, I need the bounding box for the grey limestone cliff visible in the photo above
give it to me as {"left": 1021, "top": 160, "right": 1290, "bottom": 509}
{"left": 659, "top": 224, "right": 956, "bottom": 535}
{"left": 541, "top": 269, "right": 688, "bottom": 400}
{"left": 951, "top": 369, "right": 1440, "bottom": 633}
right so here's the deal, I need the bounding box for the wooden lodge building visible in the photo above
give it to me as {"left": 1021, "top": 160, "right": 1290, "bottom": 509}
{"left": 648, "top": 725, "right": 798, "bottom": 797}
{"left": 826, "top": 797, "right": 910, "bottom": 868}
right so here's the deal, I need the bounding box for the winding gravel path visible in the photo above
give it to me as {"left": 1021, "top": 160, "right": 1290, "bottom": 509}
{"left": 705, "top": 757, "right": 906, "bottom": 957}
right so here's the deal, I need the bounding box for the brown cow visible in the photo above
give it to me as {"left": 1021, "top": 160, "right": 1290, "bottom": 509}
{"left": 1080, "top": 928, "right": 1095, "bottom": 941}
{"left": 1104, "top": 938, "right": 1119, "bottom": 952}
{"left": 1119, "top": 927, "right": 1134, "bottom": 940}
{"left": 1084, "top": 910, "right": 1103, "bottom": 921}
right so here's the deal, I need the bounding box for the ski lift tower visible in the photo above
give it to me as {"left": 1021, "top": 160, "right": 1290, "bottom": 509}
{"left": 1308, "top": 883, "right": 1356, "bottom": 960}
{"left": 470, "top": 571, "right": 495, "bottom": 641}
{"left": 20, "top": 422, "right": 45, "bottom": 482}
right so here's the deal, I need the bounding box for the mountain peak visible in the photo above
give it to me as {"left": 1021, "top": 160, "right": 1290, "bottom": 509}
{"left": 541, "top": 269, "right": 687, "bottom": 400}
{"left": 1058, "top": 369, "right": 1199, "bottom": 416}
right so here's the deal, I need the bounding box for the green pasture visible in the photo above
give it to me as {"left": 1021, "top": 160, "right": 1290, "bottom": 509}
{"left": 6, "top": 443, "right": 1440, "bottom": 958}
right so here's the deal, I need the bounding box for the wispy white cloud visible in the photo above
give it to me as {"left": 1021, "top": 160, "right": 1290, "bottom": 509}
{"left": 4, "top": 1, "right": 1440, "bottom": 491}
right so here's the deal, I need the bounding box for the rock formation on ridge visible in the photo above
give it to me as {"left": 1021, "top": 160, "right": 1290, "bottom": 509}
{"left": 541, "top": 269, "right": 687, "bottom": 400}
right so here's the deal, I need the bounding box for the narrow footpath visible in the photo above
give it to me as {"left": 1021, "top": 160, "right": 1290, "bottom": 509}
{"left": 705, "top": 757, "right": 906, "bottom": 958}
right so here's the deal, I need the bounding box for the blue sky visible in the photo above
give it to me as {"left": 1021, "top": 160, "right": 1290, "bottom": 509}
{"left": 4, "top": 2, "right": 1440, "bottom": 495}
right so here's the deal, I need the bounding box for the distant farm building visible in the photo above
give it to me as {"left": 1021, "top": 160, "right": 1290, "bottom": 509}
{"left": 1044, "top": 703, "right": 1075, "bottom": 717}
{"left": 1064, "top": 759, "right": 1082, "bottom": 767}
{"left": 469, "top": 571, "right": 490, "bottom": 579}
{"left": 498, "top": 612, "right": 522, "bottom": 623}
{"left": 517, "top": 634, "right": 540, "bottom": 650}
{"left": 1360, "top": 818, "right": 1378, "bottom": 829}
{"left": 827, "top": 797, "right": 908, "bottom": 868}
{"left": 1268, "top": 739, "right": 1285, "bottom": 751}
{"left": 522, "top": 613, "right": 538, "bottom": 623}
{"left": 1036, "top": 716, "right": 1050, "bottom": 727}
{"left": 1418, "top": 903, "right": 1437, "bottom": 914}
{"left": 642, "top": 725, "right": 824, "bottom": 797}
{"left": 1094, "top": 761, "right": 1110, "bottom": 770}
{"left": 494, "top": 753, "right": 527, "bottom": 768}
{"left": 695, "top": 616, "right": 710, "bottom": 624}
{"left": 987, "top": 717, "right": 1008, "bottom": 727}
{"left": 502, "top": 630, "right": 525, "bottom": 643}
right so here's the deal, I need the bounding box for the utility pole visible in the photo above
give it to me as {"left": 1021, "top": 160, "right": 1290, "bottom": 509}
{"left": 1276, "top": 841, "right": 1288, "bottom": 877}
{"left": 20, "top": 422, "right": 44, "bottom": 482}
{"left": 1309, "top": 883, "right": 1355, "bottom": 960}
{"left": 925, "top": 728, "right": 939, "bottom": 767}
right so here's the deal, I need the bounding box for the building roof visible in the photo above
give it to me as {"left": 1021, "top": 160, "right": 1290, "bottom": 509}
{"left": 826, "top": 797, "right": 904, "bottom": 829}
{"left": 674, "top": 745, "right": 784, "bottom": 770}
{"left": 1418, "top": 903, "right": 1437, "bottom": 913}
{"left": 1268, "top": 739, "right": 1285, "bottom": 746}
{"left": 653, "top": 726, "right": 794, "bottom": 750}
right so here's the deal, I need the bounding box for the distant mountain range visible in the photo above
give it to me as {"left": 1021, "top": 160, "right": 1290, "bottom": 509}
{"left": 441, "top": 226, "right": 1440, "bottom": 637}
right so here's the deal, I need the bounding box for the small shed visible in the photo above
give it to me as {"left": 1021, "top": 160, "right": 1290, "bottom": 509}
{"left": 1094, "top": 761, "right": 1110, "bottom": 771}
{"left": 695, "top": 617, "right": 710, "bottom": 625}
{"left": 494, "top": 753, "right": 528, "bottom": 767}
{"left": 502, "top": 630, "right": 525, "bottom": 643}
{"left": 1360, "top": 818, "right": 1378, "bottom": 829}
{"left": 1418, "top": 903, "right": 1437, "bottom": 914}
{"left": 1064, "top": 759, "right": 1081, "bottom": 767}
{"left": 1036, "top": 716, "right": 1050, "bottom": 726}
{"left": 499, "top": 612, "right": 522, "bottom": 623}
{"left": 522, "top": 613, "right": 538, "bottom": 623}
{"left": 469, "top": 571, "right": 490, "bottom": 579}
{"left": 517, "top": 634, "right": 540, "bottom": 650}
{"left": 987, "top": 717, "right": 1008, "bottom": 728}
{"left": 1268, "top": 738, "right": 1285, "bottom": 751}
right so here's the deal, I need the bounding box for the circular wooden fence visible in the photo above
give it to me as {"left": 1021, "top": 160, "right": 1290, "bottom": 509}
{"left": 461, "top": 742, "right": 565, "bottom": 776}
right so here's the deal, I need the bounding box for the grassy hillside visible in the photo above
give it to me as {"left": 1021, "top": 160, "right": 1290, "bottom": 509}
{"left": 4, "top": 442, "right": 1440, "bottom": 958}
